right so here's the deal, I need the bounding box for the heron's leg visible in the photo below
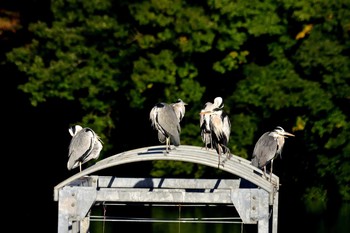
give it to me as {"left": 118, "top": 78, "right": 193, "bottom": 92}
{"left": 223, "top": 145, "right": 231, "bottom": 159}
{"left": 217, "top": 146, "right": 222, "bottom": 168}
{"left": 220, "top": 145, "right": 231, "bottom": 167}
{"left": 263, "top": 166, "right": 268, "bottom": 180}
{"left": 206, "top": 135, "right": 209, "bottom": 150}
{"left": 164, "top": 138, "right": 167, "bottom": 153}
{"left": 168, "top": 138, "right": 170, "bottom": 152}
{"left": 218, "top": 155, "right": 220, "bottom": 168}
{"left": 201, "top": 135, "right": 208, "bottom": 150}
{"left": 166, "top": 137, "right": 170, "bottom": 153}
{"left": 270, "top": 159, "right": 274, "bottom": 182}
{"left": 203, "top": 134, "right": 207, "bottom": 150}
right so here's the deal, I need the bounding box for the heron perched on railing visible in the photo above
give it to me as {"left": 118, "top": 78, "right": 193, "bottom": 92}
{"left": 251, "top": 126, "right": 294, "bottom": 182}
{"left": 67, "top": 125, "right": 103, "bottom": 172}
{"left": 150, "top": 100, "right": 184, "bottom": 153}
{"left": 200, "top": 97, "right": 231, "bottom": 168}
{"left": 200, "top": 97, "right": 224, "bottom": 150}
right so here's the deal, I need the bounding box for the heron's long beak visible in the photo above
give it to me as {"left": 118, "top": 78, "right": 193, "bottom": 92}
{"left": 282, "top": 132, "right": 295, "bottom": 137}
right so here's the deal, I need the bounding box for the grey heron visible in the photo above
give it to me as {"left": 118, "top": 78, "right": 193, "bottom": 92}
{"left": 171, "top": 99, "right": 187, "bottom": 122}
{"left": 67, "top": 125, "right": 103, "bottom": 172}
{"left": 150, "top": 102, "right": 181, "bottom": 153}
{"left": 251, "top": 126, "right": 295, "bottom": 181}
{"left": 200, "top": 97, "right": 231, "bottom": 167}
{"left": 200, "top": 97, "right": 224, "bottom": 150}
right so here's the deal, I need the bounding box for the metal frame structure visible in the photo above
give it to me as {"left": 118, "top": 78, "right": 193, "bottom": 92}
{"left": 54, "top": 145, "right": 279, "bottom": 233}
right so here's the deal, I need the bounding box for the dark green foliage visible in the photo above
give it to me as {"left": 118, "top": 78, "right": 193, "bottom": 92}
{"left": 6, "top": 0, "right": 350, "bottom": 202}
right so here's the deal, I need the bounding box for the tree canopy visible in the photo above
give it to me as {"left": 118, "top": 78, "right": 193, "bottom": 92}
{"left": 5, "top": 0, "right": 350, "bottom": 204}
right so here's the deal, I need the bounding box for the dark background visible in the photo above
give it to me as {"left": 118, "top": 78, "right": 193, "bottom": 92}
{"left": 2, "top": 1, "right": 349, "bottom": 233}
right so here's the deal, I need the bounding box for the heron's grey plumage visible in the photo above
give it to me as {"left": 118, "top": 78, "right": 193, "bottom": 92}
{"left": 251, "top": 126, "right": 294, "bottom": 181}
{"left": 171, "top": 99, "right": 187, "bottom": 122}
{"left": 200, "top": 97, "right": 224, "bottom": 150}
{"left": 67, "top": 125, "right": 103, "bottom": 171}
{"left": 150, "top": 102, "right": 181, "bottom": 152}
{"left": 200, "top": 102, "right": 214, "bottom": 149}
{"left": 200, "top": 97, "right": 231, "bottom": 167}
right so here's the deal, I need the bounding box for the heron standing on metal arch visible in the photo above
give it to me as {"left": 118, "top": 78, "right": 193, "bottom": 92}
{"left": 200, "top": 97, "right": 224, "bottom": 150}
{"left": 67, "top": 125, "right": 103, "bottom": 172}
{"left": 200, "top": 97, "right": 231, "bottom": 168}
{"left": 251, "top": 126, "right": 295, "bottom": 181}
{"left": 150, "top": 102, "right": 181, "bottom": 153}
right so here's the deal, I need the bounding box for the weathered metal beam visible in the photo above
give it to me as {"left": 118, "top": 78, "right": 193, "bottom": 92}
{"left": 96, "top": 176, "right": 241, "bottom": 189}
{"left": 54, "top": 145, "right": 279, "bottom": 202}
{"left": 95, "top": 188, "right": 233, "bottom": 203}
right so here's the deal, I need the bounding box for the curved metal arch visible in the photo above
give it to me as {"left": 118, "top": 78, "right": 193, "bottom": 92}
{"left": 54, "top": 145, "right": 278, "bottom": 194}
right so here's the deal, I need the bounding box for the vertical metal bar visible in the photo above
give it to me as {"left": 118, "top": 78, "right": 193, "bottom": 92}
{"left": 71, "top": 221, "right": 79, "bottom": 233}
{"left": 58, "top": 189, "right": 72, "bottom": 233}
{"left": 57, "top": 211, "right": 69, "bottom": 233}
{"left": 272, "top": 191, "right": 279, "bottom": 233}
{"left": 257, "top": 190, "right": 269, "bottom": 233}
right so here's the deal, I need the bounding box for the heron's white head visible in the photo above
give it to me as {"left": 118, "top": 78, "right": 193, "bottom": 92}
{"left": 213, "top": 97, "right": 224, "bottom": 109}
{"left": 69, "top": 125, "right": 83, "bottom": 136}
{"left": 274, "top": 126, "right": 295, "bottom": 138}
{"left": 175, "top": 99, "right": 188, "bottom": 105}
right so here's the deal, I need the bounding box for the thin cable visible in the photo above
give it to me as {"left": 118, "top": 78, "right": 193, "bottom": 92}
{"left": 89, "top": 216, "right": 243, "bottom": 224}
{"left": 178, "top": 204, "right": 181, "bottom": 233}
{"left": 103, "top": 202, "right": 106, "bottom": 233}
{"left": 100, "top": 203, "right": 234, "bottom": 207}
